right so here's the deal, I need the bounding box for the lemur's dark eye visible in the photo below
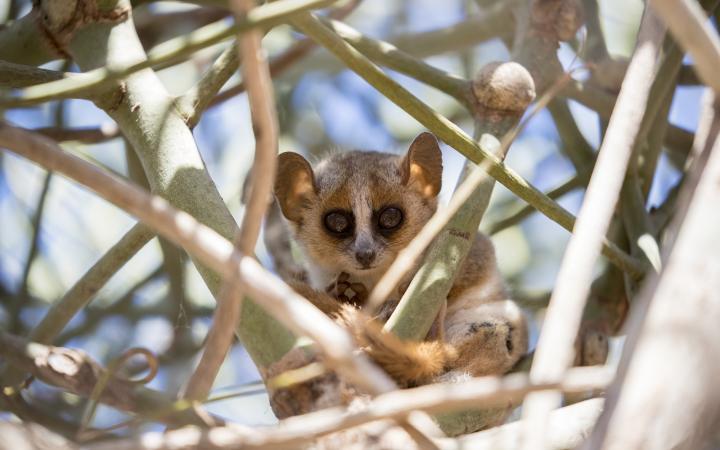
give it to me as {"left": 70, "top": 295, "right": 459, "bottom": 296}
{"left": 323, "top": 210, "right": 354, "bottom": 237}
{"left": 378, "top": 207, "right": 403, "bottom": 230}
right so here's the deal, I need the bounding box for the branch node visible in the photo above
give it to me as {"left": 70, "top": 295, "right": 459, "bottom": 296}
{"left": 34, "top": 0, "right": 130, "bottom": 57}
{"left": 471, "top": 61, "right": 536, "bottom": 121}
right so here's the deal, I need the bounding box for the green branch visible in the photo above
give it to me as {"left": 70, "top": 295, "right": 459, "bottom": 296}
{"left": 291, "top": 12, "right": 645, "bottom": 278}
{"left": 174, "top": 44, "right": 240, "bottom": 128}
{"left": 0, "top": 0, "right": 336, "bottom": 107}
{"left": 318, "top": 17, "right": 472, "bottom": 108}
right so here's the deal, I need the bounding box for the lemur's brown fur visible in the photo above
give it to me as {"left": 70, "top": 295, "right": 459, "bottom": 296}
{"left": 272, "top": 132, "right": 528, "bottom": 387}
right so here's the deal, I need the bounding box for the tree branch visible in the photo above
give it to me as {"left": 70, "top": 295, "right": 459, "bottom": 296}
{"left": 585, "top": 93, "right": 720, "bottom": 450}
{"left": 0, "top": 0, "right": 337, "bottom": 107}
{"left": 487, "top": 175, "right": 583, "bottom": 235}
{"left": 520, "top": 7, "right": 665, "bottom": 448}
{"left": 174, "top": 44, "right": 240, "bottom": 128}
{"left": 0, "top": 330, "right": 220, "bottom": 427}
{"left": 33, "top": 124, "right": 120, "bottom": 143}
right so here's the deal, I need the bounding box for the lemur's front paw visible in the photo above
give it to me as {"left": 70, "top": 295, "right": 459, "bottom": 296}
{"left": 444, "top": 301, "right": 528, "bottom": 376}
{"left": 325, "top": 272, "right": 368, "bottom": 306}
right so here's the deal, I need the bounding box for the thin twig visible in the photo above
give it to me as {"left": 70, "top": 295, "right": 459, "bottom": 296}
{"left": 0, "top": 60, "right": 69, "bottom": 88}
{"left": 181, "top": 0, "right": 280, "bottom": 402}
{"left": 175, "top": 44, "right": 241, "bottom": 129}
{"left": 520, "top": 8, "right": 665, "bottom": 449}
{"left": 34, "top": 124, "right": 120, "bottom": 143}
{"left": 488, "top": 176, "right": 583, "bottom": 235}
{"left": 17, "top": 173, "right": 52, "bottom": 298}
{"left": 0, "top": 123, "right": 397, "bottom": 396}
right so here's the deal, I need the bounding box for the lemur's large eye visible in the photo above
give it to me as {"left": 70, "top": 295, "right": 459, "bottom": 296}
{"left": 378, "top": 206, "right": 403, "bottom": 230}
{"left": 323, "top": 210, "right": 354, "bottom": 237}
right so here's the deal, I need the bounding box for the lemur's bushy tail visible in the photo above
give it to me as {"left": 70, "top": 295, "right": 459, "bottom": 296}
{"left": 336, "top": 305, "right": 457, "bottom": 387}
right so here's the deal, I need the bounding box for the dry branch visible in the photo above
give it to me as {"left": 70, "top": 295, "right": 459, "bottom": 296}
{"left": 181, "top": 0, "right": 281, "bottom": 402}
{"left": 521, "top": 6, "right": 666, "bottom": 448}
{"left": 584, "top": 94, "right": 720, "bottom": 450}
{"left": 82, "top": 368, "right": 611, "bottom": 450}
{"left": 0, "top": 330, "right": 218, "bottom": 427}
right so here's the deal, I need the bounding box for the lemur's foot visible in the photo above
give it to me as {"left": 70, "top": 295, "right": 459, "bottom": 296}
{"left": 325, "top": 272, "right": 368, "bottom": 306}
{"left": 444, "top": 300, "right": 528, "bottom": 376}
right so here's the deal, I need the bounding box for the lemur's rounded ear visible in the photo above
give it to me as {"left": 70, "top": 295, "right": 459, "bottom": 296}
{"left": 275, "top": 152, "right": 316, "bottom": 222}
{"left": 402, "top": 132, "right": 443, "bottom": 198}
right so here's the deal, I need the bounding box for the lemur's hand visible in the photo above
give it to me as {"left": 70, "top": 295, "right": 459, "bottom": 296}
{"left": 325, "top": 272, "right": 368, "bottom": 306}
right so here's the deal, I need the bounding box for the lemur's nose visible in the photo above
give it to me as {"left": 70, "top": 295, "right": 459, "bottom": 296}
{"left": 355, "top": 248, "right": 376, "bottom": 267}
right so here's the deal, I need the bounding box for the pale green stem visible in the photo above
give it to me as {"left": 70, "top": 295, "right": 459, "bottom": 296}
{"left": 174, "top": 44, "right": 241, "bottom": 128}
{"left": 60, "top": 0, "right": 296, "bottom": 368}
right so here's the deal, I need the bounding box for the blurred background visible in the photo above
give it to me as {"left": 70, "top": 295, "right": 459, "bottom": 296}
{"left": 0, "top": 0, "right": 704, "bottom": 434}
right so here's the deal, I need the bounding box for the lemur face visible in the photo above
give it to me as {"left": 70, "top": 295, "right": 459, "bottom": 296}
{"left": 274, "top": 133, "right": 443, "bottom": 279}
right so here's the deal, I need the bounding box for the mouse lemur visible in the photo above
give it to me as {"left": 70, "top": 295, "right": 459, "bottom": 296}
{"left": 270, "top": 132, "right": 528, "bottom": 387}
